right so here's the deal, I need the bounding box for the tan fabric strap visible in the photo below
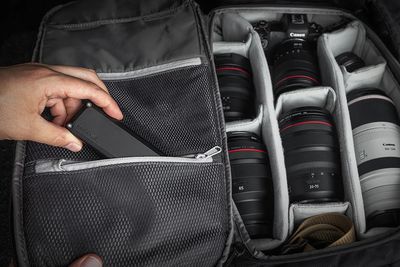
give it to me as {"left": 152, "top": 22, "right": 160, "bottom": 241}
{"left": 282, "top": 213, "right": 356, "bottom": 254}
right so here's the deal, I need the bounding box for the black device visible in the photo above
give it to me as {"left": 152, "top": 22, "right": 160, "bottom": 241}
{"left": 227, "top": 132, "right": 274, "bottom": 238}
{"left": 253, "top": 14, "right": 323, "bottom": 54}
{"left": 214, "top": 53, "right": 255, "bottom": 121}
{"left": 335, "top": 52, "right": 366, "bottom": 72}
{"left": 253, "top": 14, "right": 323, "bottom": 97}
{"left": 67, "top": 101, "right": 161, "bottom": 158}
{"left": 279, "top": 107, "right": 343, "bottom": 203}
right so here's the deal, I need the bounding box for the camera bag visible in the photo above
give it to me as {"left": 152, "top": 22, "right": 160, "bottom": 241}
{"left": 11, "top": 0, "right": 400, "bottom": 266}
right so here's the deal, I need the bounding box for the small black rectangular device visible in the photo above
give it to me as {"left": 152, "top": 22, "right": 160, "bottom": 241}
{"left": 67, "top": 101, "right": 161, "bottom": 158}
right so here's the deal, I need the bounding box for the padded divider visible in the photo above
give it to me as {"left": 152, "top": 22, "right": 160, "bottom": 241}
{"left": 320, "top": 21, "right": 388, "bottom": 92}
{"left": 275, "top": 87, "right": 336, "bottom": 116}
{"left": 289, "top": 202, "right": 350, "bottom": 234}
{"left": 318, "top": 25, "right": 367, "bottom": 236}
{"left": 342, "top": 62, "right": 386, "bottom": 92}
{"left": 317, "top": 20, "right": 400, "bottom": 237}
{"left": 276, "top": 87, "right": 354, "bottom": 237}
{"left": 212, "top": 13, "right": 289, "bottom": 252}
{"left": 255, "top": 28, "right": 289, "bottom": 251}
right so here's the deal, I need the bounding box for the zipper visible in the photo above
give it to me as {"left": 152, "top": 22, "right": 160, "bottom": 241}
{"left": 33, "top": 146, "right": 222, "bottom": 174}
{"left": 97, "top": 57, "right": 202, "bottom": 81}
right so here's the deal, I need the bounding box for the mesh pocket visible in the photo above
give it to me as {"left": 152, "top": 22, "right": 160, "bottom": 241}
{"left": 23, "top": 162, "right": 228, "bottom": 266}
{"left": 25, "top": 64, "right": 221, "bottom": 162}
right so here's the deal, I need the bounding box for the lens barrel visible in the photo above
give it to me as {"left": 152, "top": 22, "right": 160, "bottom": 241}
{"left": 215, "top": 53, "right": 255, "bottom": 121}
{"left": 348, "top": 88, "right": 400, "bottom": 228}
{"left": 335, "top": 52, "right": 365, "bottom": 73}
{"left": 279, "top": 107, "right": 343, "bottom": 203}
{"left": 228, "top": 132, "right": 274, "bottom": 238}
{"left": 272, "top": 39, "right": 321, "bottom": 97}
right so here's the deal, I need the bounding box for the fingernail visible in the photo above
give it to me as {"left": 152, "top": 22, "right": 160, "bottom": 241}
{"left": 65, "top": 143, "right": 82, "bottom": 152}
{"left": 117, "top": 110, "right": 123, "bottom": 120}
{"left": 80, "top": 255, "right": 102, "bottom": 267}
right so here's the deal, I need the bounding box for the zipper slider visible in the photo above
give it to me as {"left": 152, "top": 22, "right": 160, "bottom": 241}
{"left": 195, "top": 146, "right": 222, "bottom": 160}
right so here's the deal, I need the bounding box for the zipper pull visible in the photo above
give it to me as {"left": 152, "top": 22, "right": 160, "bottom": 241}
{"left": 195, "top": 146, "right": 222, "bottom": 160}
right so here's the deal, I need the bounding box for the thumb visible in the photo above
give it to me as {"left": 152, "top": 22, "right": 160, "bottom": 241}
{"left": 30, "top": 117, "right": 83, "bottom": 152}
{"left": 69, "top": 254, "right": 103, "bottom": 267}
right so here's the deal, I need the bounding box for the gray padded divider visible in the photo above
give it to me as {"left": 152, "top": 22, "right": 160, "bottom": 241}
{"left": 254, "top": 28, "right": 289, "bottom": 252}
{"left": 318, "top": 20, "right": 400, "bottom": 237}
{"left": 275, "top": 87, "right": 336, "bottom": 116}
{"left": 288, "top": 202, "right": 350, "bottom": 234}
{"left": 318, "top": 27, "right": 366, "bottom": 236}
{"left": 320, "top": 21, "right": 387, "bottom": 93}
{"left": 212, "top": 13, "right": 289, "bottom": 253}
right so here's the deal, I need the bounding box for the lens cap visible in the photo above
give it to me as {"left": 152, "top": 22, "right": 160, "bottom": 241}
{"left": 335, "top": 52, "right": 365, "bottom": 73}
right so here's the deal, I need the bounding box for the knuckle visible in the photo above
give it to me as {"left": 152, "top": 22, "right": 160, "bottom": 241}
{"left": 89, "top": 72, "right": 100, "bottom": 82}
{"left": 31, "top": 66, "right": 54, "bottom": 78}
{"left": 51, "top": 131, "right": 69, "bottom": 147}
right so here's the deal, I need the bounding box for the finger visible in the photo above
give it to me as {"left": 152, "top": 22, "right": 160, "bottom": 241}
{"left": 29, "top": 116, "right": 83, "bottom": 152}
{"left": 64, "top": 98, "right": 83, "bottom": 123}
{"left": 46, "top": 98, "right": 67, "bottom": 126}
{"left": 39, "top": 64, "right": 109, "bottom": 93}
{"left": 69, "top": 254, "right": 103, "bottom": 267}
{"left": 45, "top": 75, "right": 123, "bottom": 120}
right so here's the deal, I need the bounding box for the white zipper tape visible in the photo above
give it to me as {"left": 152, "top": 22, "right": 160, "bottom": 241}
{"left": 34, "top": 146, "right": 222, "bottom": 173}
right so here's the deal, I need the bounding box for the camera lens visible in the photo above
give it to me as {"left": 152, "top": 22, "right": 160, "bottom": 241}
{"left": 279, "top": 107, "right": 343, "bottom": 203}
{"left": 336, "top": 52, "right": 365, "bottom": 73}
{"left": 214, "top": 53, "right": 255, "bottom": 121}
{"left": 228, "top": 132, "right": 274, "bottom": 238}
{"left": 272, "top": 39, "right": 321, "bottom": 97}
{"left": 347, "top": 88, "right": 400, "bottom": 228}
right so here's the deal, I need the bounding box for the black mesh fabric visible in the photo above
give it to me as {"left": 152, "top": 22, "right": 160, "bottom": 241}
{"left": 23, "top": 162, "right": 228, "bottom": 266}
{"left": 21, "top": 63, "right": 230, "bottom": 266}
{"left": 25, "top": 65, "right": 220, "bottom": 162}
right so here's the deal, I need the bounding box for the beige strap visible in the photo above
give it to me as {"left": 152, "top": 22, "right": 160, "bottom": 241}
{"left": 282, "top": 213, "right": 356, "bottom": 254}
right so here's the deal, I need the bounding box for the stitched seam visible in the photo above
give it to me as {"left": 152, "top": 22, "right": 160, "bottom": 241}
{"left": 47, "top": 1, "right": 189, "bottom": 29}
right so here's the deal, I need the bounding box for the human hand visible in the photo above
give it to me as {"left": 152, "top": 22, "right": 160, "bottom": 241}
{"left": 0, "top": 63, "right": 123, "bottom": 152}
{"left": 69, "top": 254, "right": 103, "bottom": 267}
{"left": 9, "top": 253, "right": 103, "bottom": 267}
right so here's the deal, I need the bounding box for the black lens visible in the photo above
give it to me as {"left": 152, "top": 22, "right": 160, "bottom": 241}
{"left": 347, "top": 88, "right": 400, "bottom": 229}
{"left": 272, "top": 39, "right": 320, "bottom": 97}
{"left": 228, "top": 132, "right": 274, "bottom": 238}
{"left": 279, "top": 107, "right": 343, "bottom": 203}
{"left": 335, "top": 52, "right": 365, "bottom": 73}
{"left": 215, "top": 53, "right": 254, "bottom": 121}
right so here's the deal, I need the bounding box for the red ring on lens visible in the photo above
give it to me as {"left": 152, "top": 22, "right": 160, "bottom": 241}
{"left": 275, "top": 75, "right": 320, "bottom": 86}
{"left": 280, "top": 120, "right": 332, "bottom": 133}
{"left": 216, "top": 67, "right": 251, "bottom": 77}
{"left": 228, "top": 148, "right": 267, "bottom": 154}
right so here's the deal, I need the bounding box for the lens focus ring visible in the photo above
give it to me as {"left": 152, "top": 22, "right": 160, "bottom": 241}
{"left": 279, "top": 107, "right": 343, "bottom": 203}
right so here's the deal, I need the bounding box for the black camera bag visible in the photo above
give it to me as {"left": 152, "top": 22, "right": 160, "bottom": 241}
{"left": 11, "top": 0, "right": 400, "bottom": 266}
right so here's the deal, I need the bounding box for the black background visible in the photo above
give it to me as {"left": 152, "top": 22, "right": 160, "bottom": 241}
{"left": 0, "top": 0, "right": 397, "bottom": 266}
